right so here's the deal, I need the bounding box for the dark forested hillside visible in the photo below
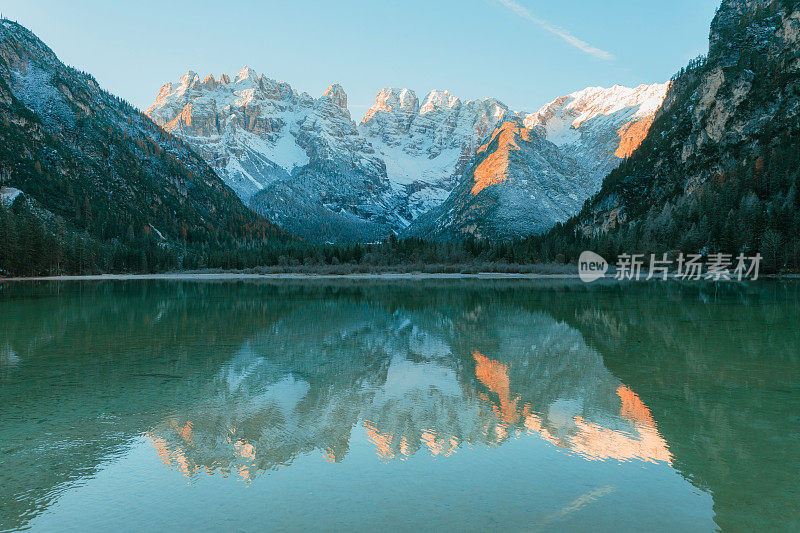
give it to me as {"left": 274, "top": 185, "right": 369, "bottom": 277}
{"left": 526, "top": 0, "right": 800, "bottom": 272}
{"left": 0, "top": 20, "right": 288, "bottom": 275}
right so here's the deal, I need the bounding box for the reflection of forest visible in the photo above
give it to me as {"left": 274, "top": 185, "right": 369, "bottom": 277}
{"left": 552, "top": 282, "right": 800, "bottom": 532}
{"left": 1, "top": 280, "right": 798, "bottom": 532}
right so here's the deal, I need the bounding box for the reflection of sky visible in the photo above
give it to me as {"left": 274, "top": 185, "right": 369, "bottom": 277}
{"left": 26, "top": 423, "right": 711, "bottom": 532}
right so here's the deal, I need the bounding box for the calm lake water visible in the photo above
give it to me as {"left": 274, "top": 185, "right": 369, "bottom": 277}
{"left": 1, "top": 279, "right": 799, "bottom": 532}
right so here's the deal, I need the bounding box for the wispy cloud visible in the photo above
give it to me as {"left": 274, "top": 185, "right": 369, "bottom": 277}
{"left": 494, "top": 0, "right": 614, "bottom": 61}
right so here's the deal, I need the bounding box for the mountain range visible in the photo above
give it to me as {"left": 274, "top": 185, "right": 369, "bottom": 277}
{"left": 146, "top": 71, "right": 668, "bottom": 242}
{"left": 2, "top": 0, "right": 798, "bottom": 274}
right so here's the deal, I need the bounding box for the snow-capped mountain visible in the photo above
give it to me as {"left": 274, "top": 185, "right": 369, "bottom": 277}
{"left": 147, "top": 69, "right": 668, "bottom": 242}
{"left": 405, "top": 83, "right": 670, "bottom": 240}
{"left": 147, "top": 68, "right": 397, "bottom": 242}
{"left": 148, "top": 68, "right": 305, "bottom": 200}
{"left": 405, "top": 119, "right": 589, "bottom": 240}
{"left": 524, "top": 83, "right": 671, "bottom": 188}
{"left": 360, "top": 88, "right": 510, "bottom": 219}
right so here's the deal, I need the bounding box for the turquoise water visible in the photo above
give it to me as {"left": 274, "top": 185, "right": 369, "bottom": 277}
{"left": 1, "top": 280, "right": 799, "bottom": 532}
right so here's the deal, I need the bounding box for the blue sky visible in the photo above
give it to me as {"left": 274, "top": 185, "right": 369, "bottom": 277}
{"left": 3, "top": 0, "right": 721, "bottom": 116}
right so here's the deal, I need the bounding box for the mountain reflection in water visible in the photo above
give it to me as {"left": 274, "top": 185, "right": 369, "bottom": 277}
{"left": 1, "top": 280, "right": 798, "bottom": 532}
{"left": 144, "top": 308, "right": 669, "bottom": 480}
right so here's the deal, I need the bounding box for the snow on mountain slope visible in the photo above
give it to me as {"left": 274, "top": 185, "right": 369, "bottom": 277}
{"left": 360, "top": 88, "right": 510, "bottom": 218}
{"left": 524, "top": 83, "right": 671, "bottom": 187}
{"left": 146, "top": 74, "right": 515, "bottom": 240}
{"left": 0, "top": 187, "right": 22, "bottom": 207}
{"left": 147, "top": 68, "right": 313, "bottom": 200}
{"left": 147, "top": 68, "right": 399, "bottom": 242}
{"left": 405, "top": 83, "right": 670, "bottom": 240}
{"left": 406, "top": 120, "right": 588, "bottom": 241}
{"left": 147, "top": 68, "right": 668, "bottom": 242}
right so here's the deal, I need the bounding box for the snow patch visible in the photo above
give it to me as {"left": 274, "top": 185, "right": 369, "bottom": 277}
{"left": 0, "top": 187, "right": 21, "bottom": 207}
{"left": 380, "top": 357, "right": 461, "bottom": 398}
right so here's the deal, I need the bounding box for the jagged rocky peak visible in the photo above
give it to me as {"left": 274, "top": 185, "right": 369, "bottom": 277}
{"left": 145, "top": 66, "right": 399, "bottom": 243}
{"left": 356, "top": 86, "right": 514, "bottom": 220}
{"left": 146, "top": 66, "right": 303, "bottom": 135}
{"left": 144, "top": 58, "right": 671, "bottom": 242}
{"left": 179, "top": 69, "right": 199, "bottom": 86}
{"left": 322, "top": 83, "right": 348, "bottom": 109}
{"left": 404, "top": 115, "right": 589, "bottom": 241}
{"left": 402, "top": 90, "right": 510, "bottom": 161}
{"left": 235, "top": 66, "right": 258, "bottom": 83}
{"left": 201, "top": 74, "right": 216, "bottom": 90}
{"left": 454, "top": 98, "right": 511, "bottom": 152}
{"left": 360, "top": 88, "right": 510, "bottom": 150}
{"left": 361, "top": 87, "right": 420, "bottom": 140}
{"left": 525, "top": 83, "right": 671, "bottom": 133}
{"left": 367, "top": 88, "right": 420, "bottom": 118}
{"left": 420, "top": 89, "right": 461, "bottom": 113}
{"left": 153, "top": 82, "right": 174, "bottom": 104}
{"left": 150, "top": 66, "right": 295, "bottom": 106}
{"left": 402, "top": 80, "right": 676, "bottom": 241}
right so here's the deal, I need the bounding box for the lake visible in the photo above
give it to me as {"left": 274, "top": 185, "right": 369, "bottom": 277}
{"left": 1, "top": 279, "right": 799, "bottom": 532}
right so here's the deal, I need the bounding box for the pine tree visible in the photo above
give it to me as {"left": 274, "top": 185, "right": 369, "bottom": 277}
{"left": 761, "top": 229, "right": 783, "bottom": 272}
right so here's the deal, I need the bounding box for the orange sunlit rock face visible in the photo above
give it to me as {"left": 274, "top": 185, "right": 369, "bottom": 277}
{"left": 615, "top": 118, "right": 655, "bottom": 159}
{"left": 473, "top": 352, "right": 671, "bottom": 464}
{"left": 569, "top": 417, "right": 672, "bottom": 464}
{"left": 473, "top": 351, "right": 520, "bottom": 426}
{"left": 147, "top": 432, "right": 196, "bottom": 478}
{"left": 617, "top": 385, "right": 656, "bottom": 426}
{"left": 164, "top": 103, "right": 194, "bottom": 131}
{"left": 364, "top": 420, "right": 406, "bottom": 460}
{"left": 471, "top": 122, "right": 531, "bottom": 196}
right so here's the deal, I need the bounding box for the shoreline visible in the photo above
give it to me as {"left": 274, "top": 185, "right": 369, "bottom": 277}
{"left": 0, "top": 272, "right": 584, "bottom": 282}
{"left": 1, "top": 272, "right": 798, "bottom": 282}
